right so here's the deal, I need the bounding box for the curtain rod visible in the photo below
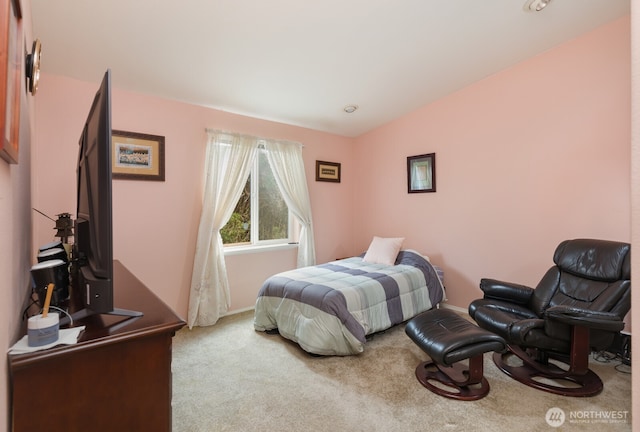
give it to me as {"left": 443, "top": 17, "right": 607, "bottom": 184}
{"left": 205, "top": 128, "right": 304, "bottom": 148}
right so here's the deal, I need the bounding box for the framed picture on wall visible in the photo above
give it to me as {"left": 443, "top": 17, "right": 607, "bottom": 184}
{"left": 112, "top": 130, "right": 165, "bottom": 181}
{"left": 407, "top": 153, "right": 436, "bottom": 193}
{"left": 316, "top": 160, "right": 341, "bottom": 183}
{"left": 0, "top": 0, "right": 23, "bottom": 164}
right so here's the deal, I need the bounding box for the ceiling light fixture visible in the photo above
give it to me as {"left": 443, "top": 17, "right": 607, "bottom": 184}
{"left": 523, "top": 0, "right": 552, "bottom": 12}
{"left": 343, "top": 105, "right": 358, "bottom": 114}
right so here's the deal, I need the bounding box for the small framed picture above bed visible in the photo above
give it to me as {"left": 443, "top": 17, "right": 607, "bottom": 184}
{"left": 316, "top": 160, "right": 341, "bottom": 183}
{"left": 407, "top": 153, "right": 436, "bottom": 193}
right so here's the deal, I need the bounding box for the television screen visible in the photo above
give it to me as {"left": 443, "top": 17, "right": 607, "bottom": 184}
{"left": 75, "top": 69, "right": 113, "bottom": 314}
{"left": 73, "top": 69, "right": 141, "bottom": 321}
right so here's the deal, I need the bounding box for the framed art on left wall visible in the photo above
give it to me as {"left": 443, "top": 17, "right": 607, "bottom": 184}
{"left": 0, "top": 0, "right": 23, "bottom": 164}
{"left": 112, "top": 130, "right": 166, "bottom": 181}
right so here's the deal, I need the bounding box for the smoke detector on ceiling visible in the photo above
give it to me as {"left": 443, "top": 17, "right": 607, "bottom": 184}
{"left": 523, "top": 0, "right": 552, "bottom": 12}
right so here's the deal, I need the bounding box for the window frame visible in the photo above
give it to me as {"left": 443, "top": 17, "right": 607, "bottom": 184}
{"left": 223, "top": 148, "right": 294, "bottom": 251}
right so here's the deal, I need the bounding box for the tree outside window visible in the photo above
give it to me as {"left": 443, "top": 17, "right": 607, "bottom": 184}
{"left": 221, "top": 150, "right": 289, "bottom": 246}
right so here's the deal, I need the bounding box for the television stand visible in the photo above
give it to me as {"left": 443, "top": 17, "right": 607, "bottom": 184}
{"left": 8, "top": 260, "right": 185, "bottom": 431}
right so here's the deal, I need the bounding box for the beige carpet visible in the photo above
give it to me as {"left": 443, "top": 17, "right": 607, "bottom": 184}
{"left": 171, "top": 310, "right": 632, "bottom": 431}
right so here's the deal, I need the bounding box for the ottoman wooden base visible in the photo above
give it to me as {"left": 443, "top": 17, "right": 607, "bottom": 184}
{"left": 415, "top": 354, "right": 489, "bottom": 401}
{"left": 406, "top": 308, "right": 506, "bottom": 401}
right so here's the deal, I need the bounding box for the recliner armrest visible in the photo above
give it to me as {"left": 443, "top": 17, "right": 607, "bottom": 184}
{"left": 479, "top": 278, "right": 534, "bottom": 305}
{"left": 545, "top": 306, "right": 625, "bottom": 332}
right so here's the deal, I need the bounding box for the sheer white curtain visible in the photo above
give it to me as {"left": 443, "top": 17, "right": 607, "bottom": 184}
{"left": 264, "top": 140, "right": 316, "bottom": 267}
{"left": 187, "top": 131, "right": 259, "bottom": 328}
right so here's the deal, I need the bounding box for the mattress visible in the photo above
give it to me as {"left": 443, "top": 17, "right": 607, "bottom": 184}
{"left": 253, "top": 250, "right": 446, "bottom": 355}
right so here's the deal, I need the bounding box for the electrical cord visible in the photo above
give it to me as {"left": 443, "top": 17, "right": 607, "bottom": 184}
{"left": 21, "top": 296, "right": 39, "bottom": 321}
{"left": 47, "top": 305, "right": 74, "bottom": 326}
{"left": 593, "top": 350, "right": 631, "bottom": 374}
{"left": 23, "top": 291, "right": 74, "bottom": 326}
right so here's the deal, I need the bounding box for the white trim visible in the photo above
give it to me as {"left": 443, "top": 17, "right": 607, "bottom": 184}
{"left": 440, "top": 303, "right": 468, "bottom": 315}
{"left": 224, "top": 306, "right": 255, "bottom": 316}
{"left": 224, "top": 242, "right": 298, "bottom": 256}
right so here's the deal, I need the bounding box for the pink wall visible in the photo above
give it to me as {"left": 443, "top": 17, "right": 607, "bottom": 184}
{"left": 631, "top": 2, "right": 640, "bottom": 424}
{"left": 33, "top": 17, "right": 630, "bottom": 323}
{"left": 33, "top": 78, "right": 355, "bottom": 319}
{"left": 18, "top": 10, "right": 640, "bottom": 432}
{"left": 1, "top": 0, "right": 36, "bottom": 429}
{"left": 354, "top": 17, "right": 631, "bottom": 312}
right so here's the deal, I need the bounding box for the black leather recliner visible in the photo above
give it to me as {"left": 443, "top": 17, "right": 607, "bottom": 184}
{"left": 468, "top": 238, "right": 631, "bottom": 397}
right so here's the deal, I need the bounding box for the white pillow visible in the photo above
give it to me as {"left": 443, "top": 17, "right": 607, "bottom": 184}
{"left": 362, "top": 236, "right": 405, "bottom": 265}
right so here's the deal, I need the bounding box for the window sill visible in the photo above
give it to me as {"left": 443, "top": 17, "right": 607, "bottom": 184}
{"left": 223, "top": 242, "right": 298, "bottom": 256}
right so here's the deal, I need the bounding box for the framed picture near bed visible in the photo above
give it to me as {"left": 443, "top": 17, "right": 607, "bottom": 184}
{"left": 316, "top": 160, "right": 341, "bottom": 183}
{"left": 112, "top": 130, "right": 165, "bottom": 181}
{"left": 407, "top": 153, "right": 436, "bottom": 193}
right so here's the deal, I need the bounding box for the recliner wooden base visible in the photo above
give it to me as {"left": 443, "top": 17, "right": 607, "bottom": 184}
{"left": 493, "top": 346, "right": 603, "bottom": 397}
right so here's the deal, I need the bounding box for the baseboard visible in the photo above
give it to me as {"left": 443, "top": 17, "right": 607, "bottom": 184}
{"left": 224, "top": 306, "right": 255, "bottom": 317}
{"left": 440, "top": 303, "right": 468, "bottom": 315}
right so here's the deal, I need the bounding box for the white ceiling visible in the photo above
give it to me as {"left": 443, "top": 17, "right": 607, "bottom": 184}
{"left": 30, "top": 0, "right": 630, "bottom": 137}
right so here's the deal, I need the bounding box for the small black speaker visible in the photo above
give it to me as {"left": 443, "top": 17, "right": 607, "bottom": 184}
{"left": 30, "top": 259, "right": 69, "bottom": 308}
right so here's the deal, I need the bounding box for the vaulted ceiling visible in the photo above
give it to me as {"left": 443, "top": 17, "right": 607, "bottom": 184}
{"left": 31, "top": 0, "right": 630, "bottom": 137}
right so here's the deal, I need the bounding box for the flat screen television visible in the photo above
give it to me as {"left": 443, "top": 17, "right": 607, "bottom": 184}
{"left": 72, "top": 69, "right": 142, "bottom": 322}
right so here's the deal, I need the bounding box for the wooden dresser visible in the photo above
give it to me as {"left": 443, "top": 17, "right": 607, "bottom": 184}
{"left": 8, "top": 260, "right": 186, "bottom": 431}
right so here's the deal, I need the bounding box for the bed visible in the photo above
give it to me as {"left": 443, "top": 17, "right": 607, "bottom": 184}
{"left": 253, "top": 248, "right": 446, "bottom": 355}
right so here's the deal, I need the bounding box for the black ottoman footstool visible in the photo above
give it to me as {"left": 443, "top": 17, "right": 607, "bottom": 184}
{"left": 405, "top": 308, "right": 506, "bottom": 400}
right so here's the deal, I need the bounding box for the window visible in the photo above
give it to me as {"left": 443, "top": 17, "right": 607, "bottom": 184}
{"left": 221, "top": 149, "right": 291, "bottom": 247}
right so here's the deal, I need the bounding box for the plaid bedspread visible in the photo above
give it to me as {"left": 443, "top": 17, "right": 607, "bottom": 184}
{"left": 253, "top": 250, "right": 445, "bottom": 355}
